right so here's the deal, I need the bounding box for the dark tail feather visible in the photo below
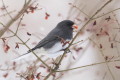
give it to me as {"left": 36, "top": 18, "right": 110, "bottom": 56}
{"left": 12, "top": 52, "right": 30, "bottom": 61}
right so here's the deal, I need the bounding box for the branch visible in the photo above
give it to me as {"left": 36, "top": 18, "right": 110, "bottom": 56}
{"left": 1, "top": 0, "right": 13, "bottom": 19}
{"left": 56, "top": 59, "right": 120, "bottom": 72}
{"left": 0, "top": 14, "right": 24, "bottom": 39}
{"left": 0, "top": 0, "right": 32, "bottom": 38}
{"left": 92, "top": 8, "right": 120, "bottom": 20}
{"left": 0, "top": 10, "right": 16, "bottom": 17}
{"left": 43, "top": 0, "right": 112, "bottom": 80}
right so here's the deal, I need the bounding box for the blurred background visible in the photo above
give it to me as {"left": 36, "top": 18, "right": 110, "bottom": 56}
{"left": 0, "top": 0, "right": 120, "bottom": 80}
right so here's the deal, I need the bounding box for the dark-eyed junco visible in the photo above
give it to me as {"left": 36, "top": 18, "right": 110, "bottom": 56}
{"left": 15, "top": 20, "right": 78, "bottom": 60}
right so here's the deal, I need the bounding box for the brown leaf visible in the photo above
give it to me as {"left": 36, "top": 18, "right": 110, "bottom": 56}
{"left": 3, "top": 73, "right": 8, "bottom": 78}
{"left": 0, "top": 6, "right": 8, "bottom": 11}
{"left": 105, "top": 56, "right": 108, "bottom": 60}
{"left": 47, "top": 68, "right": 50, "bottom": 72}
{"left": 52, "top": 73, "right": 56, "bottom": 77}
{"left": 93, "top": 20, "right": 96, "bottom": 25}
{"left": 31, "top": 74, "right": 34, "bottom": 79}
{"left": 96, "top": 33, "right": 99, "bottom": 36}
{"left": 15, "top": 43, "right": 19, "bottom": 49}
{"left": 3, "top": 44, "right": 10, "bottom": 53}
{"left": 40, "top": 64, "right": 46, "bottom": 68}
{"left": 27, "top": 32, "right": 31, "bottom": 36}
{"left": 25, "top": 5, "right": 38, "bottom": 14}
{"left": 111, "top": 43, "right": 113, "bottom": 48}
{"left": 75, "top": 47, "right": 83, "bottom": 52}
{"left": 115, "top": 66, "right": 120, "bottom": 69}
{"left": 45, "top": 12, "right": 50, "bottom": 20}
{"left": 100, "top": 44, "right": 102, "bottom": 49}
{"left": 21, "top": 23, "right": 26, "bottom": 26}
{"left": 105, "top": 16, "right": 111, "bottom": 21}
{"left": 72, "top": 56, "right": 76, "bottom": 60}
{"left": 104, "top": 31, "right": 109, "bottom": 36}
{"left": 2, "top": 38, "right": 6, "bottom": 43}
{"left": 29, "top": 4, "right": 38, "bottom": 13}
{"left": 36, "top": 72, "right": 41, "bottom": 79}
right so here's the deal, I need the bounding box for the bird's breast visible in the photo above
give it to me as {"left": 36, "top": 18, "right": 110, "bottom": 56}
{"left": 45, "top": 39, "right": 71, "bottom": 54}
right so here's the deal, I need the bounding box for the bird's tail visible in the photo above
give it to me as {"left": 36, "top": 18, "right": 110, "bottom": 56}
{"left": 12, "top": 52, "right": 31, "bottom": 61}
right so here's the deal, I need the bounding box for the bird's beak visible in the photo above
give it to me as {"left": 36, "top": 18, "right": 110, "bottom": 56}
{"left": 72, "top": 25, "right": 78, "bottom": 29}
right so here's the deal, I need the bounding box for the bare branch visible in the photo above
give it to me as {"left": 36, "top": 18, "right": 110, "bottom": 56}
{"left": 2, "top": 0, "right": 13, "bottom": 19}
{"left": 0, "top": 0, "right": 32, "bottom": 38}
{"left": 92, "top": 8, "right": 120, "bottom": 20}
{"left": 56, "top": 59, "right": 120, "bottom": 72}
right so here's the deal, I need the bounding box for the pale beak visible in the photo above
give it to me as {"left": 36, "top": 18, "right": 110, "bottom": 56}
{"left": 72, "top": 25, "right": 78, "bottom": 29}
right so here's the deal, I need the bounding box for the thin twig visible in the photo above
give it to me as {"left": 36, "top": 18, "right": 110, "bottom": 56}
{"left": 0, "top": 10, "right": 16, "bottom": 17}
{"left": 15, "top": 14, "right": 24, "bottom": 35}
{"left": 112, "top": 12, "right": 120, "bottom": 32}
{"left": 69, "top": 3, "right": 90, "bottom": 18}
{"left": 92, "top": 8, "right": 120, "bottom": 20}
{"left": 2, "top": 0, "right": 13, "bottom": 20}
{"left": 56, "top": 59, "right": 120, "bottom": 72}
{"left": 72, "top": 40, "right": 83, "bottom": 45}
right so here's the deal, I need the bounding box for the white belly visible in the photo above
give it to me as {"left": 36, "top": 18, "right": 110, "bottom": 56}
{"left": 34, "top": 40, "right": 70, "bottom": 58}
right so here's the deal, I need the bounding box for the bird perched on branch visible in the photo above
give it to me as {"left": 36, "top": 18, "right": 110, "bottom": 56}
{"left": 14, "top": 20, "right": 78, "bottom": 60}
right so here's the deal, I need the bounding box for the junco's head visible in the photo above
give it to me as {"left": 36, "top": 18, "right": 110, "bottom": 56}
{"left": 56, "top": 20, "right": 78, "bottom": 30}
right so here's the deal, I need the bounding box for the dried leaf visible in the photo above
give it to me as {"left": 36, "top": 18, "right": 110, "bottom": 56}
{"left": 2, "top": 38, "right": 6, "bottom": 43}
{"left": 72, "top": 56, "right": 76, "bottom": 60}
{"left": 3, "top": 73, "right": 8, "bottom": 78}
{"left": 93, "top": 20, "right": 96, "bottom": 25}
{"left": 105, "top": 16, "right": 111, "bottom": 21}
{"left": 31, "top": 74, "right": 34, "bottom": 79}
{"left": 100, "top": 28, "right": 103, "bottom": 32}
{"left": 21, "top": 23, "right": 26, "bottom": 26}
{"left": 68, "top": 3, "right": 72, "bottom": 5}
{"left": 58, "top": 13, "right": 62, "bottom": 17}
{"left": 115, "top": 66, "right": 120, "bottom": 69}
{"left": 47, "top": 68, "right": 50, "bottom": 72}
{"left": 40, "top": 64, "right": 46, "bottom": 68}
{"left": 36, "top": 72, "right": 41, "bottom": 79}
{"left": 13, "top": 61, "right": 16, "bottom": 66}
{"left": 12, "top": 62, "right": 16, "bottom": 70}
{"left": 111, "top": 43, "right": 113, "bottom": 48}
{"left": 96, "top": 33, "right": 99, "bottom": 36}
{"left": 27, "top": 32, "right": 31, "bottom": 36}
{"left": 0, "top": 6, "right": 8, "bottom": 10}
{"left": 52, "top": 73, "right": 56, "bottom": 77}
{"left": 15, "top": 43, "right": 19, "bottom": 49}
{"left": 105, "top": 56, "right": 108, "bottom": 60}
{"left": 76, "top": 47, "right": 82, "bottom": 52}
{"left": 100, "top": 44, "right": 102, "bottom": 49}
{"left": 104, "top": 31, "right": 109, "bottom": 36}
{"left": 29, "top": 4, "right": 38, "bottom": 13}
{"left": 45, "top": 12, "right": 50, "bottom": 20}
{"left": 3, "top": 44, "right": 10, "bottom": 53}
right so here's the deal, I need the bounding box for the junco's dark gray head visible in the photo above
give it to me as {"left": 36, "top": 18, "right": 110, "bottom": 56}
{"left": 56, "top": 20, "right": 77, "bottom": 30}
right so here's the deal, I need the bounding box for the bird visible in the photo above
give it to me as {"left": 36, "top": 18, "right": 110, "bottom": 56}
{"left": 14, "top": 20, "right": 78, "bottom": 60}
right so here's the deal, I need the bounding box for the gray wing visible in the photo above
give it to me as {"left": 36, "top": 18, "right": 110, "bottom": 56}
{"left": 28, "top": 28, "right": 63, "bottom": 52}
